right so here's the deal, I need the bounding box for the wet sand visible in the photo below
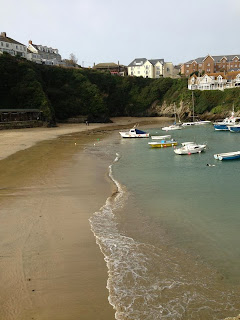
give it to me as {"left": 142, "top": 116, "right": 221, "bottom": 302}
{"left": 0, "top": 117, "right": 170, "bottom": 320}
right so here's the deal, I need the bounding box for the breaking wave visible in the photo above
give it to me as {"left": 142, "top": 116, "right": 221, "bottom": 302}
{"left": 89, "top": 153, "right": 239, "bottom": 320}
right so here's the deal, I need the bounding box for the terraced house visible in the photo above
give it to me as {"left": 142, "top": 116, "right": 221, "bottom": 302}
{"left": 128, "top": 58, "right": 175, "bottom": 78}
{"left": 0, "top": 32, "right": 27, "bottom": 58}
{"left": 181, "top": 54, "right": 240, "bottom": 77}
{"left": 188, "top": 71, "right": 240, "bottom": 91}
{"left": 27, "top": 40, "right": 62, "bottom": 65}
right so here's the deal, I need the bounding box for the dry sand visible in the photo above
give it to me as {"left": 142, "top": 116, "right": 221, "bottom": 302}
{"left": 0, "top": 117, "right": 170, "bottom": 320}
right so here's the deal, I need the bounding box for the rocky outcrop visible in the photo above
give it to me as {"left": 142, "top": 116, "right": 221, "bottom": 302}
{"left": 147, "top": 100, "right": 240, "bottom": 121}
{"left": 224, "top": 315, "right": 240, "bottom": 320}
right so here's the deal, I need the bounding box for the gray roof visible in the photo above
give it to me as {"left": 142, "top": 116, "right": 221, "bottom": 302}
{"left": 149, "top": 59, "right": 164, "bottom": 65}
{"left": 0, "top": 33, "right": 25, "bottom": 46}
{"left": 128, "top": 58, "right": 147, "bottom": 67}
{"left": 128, "top": 58, "right": 165, "bottom": 67}
{"left": 186, "top": 55, "right": 240, "bottom": 64}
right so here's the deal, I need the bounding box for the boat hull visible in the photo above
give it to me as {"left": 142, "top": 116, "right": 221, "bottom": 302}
{"left": 213, "top": 124, "right": 229, "bottom": 131}
{"left": 120, "top": 133, "right": 149, "bottom": 138}
{"left": 214, "top": 151, "right": 240, "bottom": 160}
{"left": 174, "top": 144, "right": 206, "bottom": 155}
{"left": 229, "top": 126, "right": 240, "bottom": 133}
{"left": 148, "top": 141, "right": 178, "bottom": 148}
{"left": 162, "top": 125, "right": 182, "bottom": 131}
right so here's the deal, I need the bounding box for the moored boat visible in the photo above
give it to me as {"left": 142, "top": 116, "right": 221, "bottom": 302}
{"left": 162, "top": 124, "right": 182, "bottom": 131}
{"left": 151, "top": 135, "right": 171, "bottom": 140}
{"left": 213, "top": 110, "right": 240, "bottom": 131}
{"left": 119, "top": 128, "right": 150, "bottom": 138}
{"left": 148, "top": 139, "right": 177, "bottom": 148}
{"left": 174, "top": 142, "right": 206, "bottom": 155}
{"left": 214, "top": 151, "right": 240, "bottom": 160}
{"left": 228, "top": 125, "right": 240, "bottom": 133}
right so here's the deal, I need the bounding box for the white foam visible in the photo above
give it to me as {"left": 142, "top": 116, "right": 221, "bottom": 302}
{"left": 89, "top": 153, "right": 239, "bottom": 320}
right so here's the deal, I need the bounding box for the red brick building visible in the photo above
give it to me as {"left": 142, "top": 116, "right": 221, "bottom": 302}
{"left": 181, "top": 55, "right": 240, "bottom": 77}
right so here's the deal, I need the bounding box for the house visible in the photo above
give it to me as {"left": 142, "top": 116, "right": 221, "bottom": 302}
{"left": 27, "top": 40, "right": 62, "bottom": 65}
{"left": 0, "top": 32, "right": 27, "bottom": 58}
{"left": 93, "top": 62, "right": 127, "bottom": 76}
{"left": 188, "top": 71, "right": 240, "bottom": 90}
{"left": 181, "top": 54, "right": 240, "bottom": 77}
{"left": 127, "top": 58, "right": 175, "bottom": 78}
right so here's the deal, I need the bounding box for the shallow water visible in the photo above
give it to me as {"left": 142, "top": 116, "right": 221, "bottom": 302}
{"left": 89, "top": 124, "right": 240, "bottom": 319}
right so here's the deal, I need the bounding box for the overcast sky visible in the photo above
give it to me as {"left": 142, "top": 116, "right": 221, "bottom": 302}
{"left": 1, "top": 0, "right": 239, "bottom": 67}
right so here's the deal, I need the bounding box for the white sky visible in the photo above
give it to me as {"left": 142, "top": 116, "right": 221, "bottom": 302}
{"left": 1, "top": 0, "right": 240, "bottom": 67}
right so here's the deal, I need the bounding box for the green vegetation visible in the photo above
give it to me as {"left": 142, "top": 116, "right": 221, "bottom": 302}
{"left": 1, "top": 54, "right": 240, "bottom": 123}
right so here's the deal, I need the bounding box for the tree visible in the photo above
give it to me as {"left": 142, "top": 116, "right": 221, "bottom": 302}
{"left": 69, "top": 53, "right": 78, "bottom": 66}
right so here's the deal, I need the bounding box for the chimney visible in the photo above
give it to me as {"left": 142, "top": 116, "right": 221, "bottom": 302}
{"left": 1, "top": 32, "right": 6, "bottom": 37}
{"left": 29, "top": 40, "right": 32, "bottom": 44}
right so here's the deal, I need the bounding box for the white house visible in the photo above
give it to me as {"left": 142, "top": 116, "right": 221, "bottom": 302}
{"left": 27, "top": 40, "right": 62, "bottom": 65}
{"left": 188, "top": 72, "right": 240, "bottom": 91}
{"left": 128, "top": 58, "right": 176, "bottom": 78}
{"left": 0, "top": 32, "right": 27, "bottom": 58}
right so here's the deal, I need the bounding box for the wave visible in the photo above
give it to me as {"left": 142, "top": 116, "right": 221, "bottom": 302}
{"left": 89, "top": 153, "right": 239, "bottom": 320}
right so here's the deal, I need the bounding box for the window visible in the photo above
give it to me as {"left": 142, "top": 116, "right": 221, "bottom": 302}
{"left": 6, "top": 43, "right": 9, "bottom": 47}
{"left": 207, "top": 63, "right": 210, "bottom": 66}
{"left": 156, "top": 71, "right": 160, "bottom": 75}
{"left": 1, "top": 42, "right": 3, "bottom": 46}
{"left": 146, "top": 71, "right": 148, "bottom": 74}
{"left": 235, "top": 65, "right": 237, "bottom": 67}
{"left": 146, "top": 65, "right": 149, "bottom": 69}
{"left": 16, "top": 45, "right": 18, "bottom": 49}
{"left": 199, "top": 64, "right": 202, "bottom": 67}
{"left": 138, "top": 71, "right": 140, "bottom": 74}
{"left": 186, "top": 64, "right": 189, "bottom": 67}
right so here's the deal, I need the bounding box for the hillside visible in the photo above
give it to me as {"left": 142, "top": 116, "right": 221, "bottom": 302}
{"left": 1, "top": 54, "right": 240, "bottom": 123}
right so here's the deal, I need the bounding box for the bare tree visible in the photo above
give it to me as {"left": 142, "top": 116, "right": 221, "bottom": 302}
{"left": 69, "top": 53, "right": 78, "bottom": 66}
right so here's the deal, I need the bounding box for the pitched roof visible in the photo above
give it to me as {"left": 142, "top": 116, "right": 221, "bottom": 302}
{"left": 185, "top": 55, "right": 240, "bottom": 65}
{"left": 0, "top": 32, "right": 25, "bottom": 46}
{"left": 226, "top": 71, "right": 240, "bottom": 80}
{"left": 148, "top": 59, "right": 164, "bottom": 65}
{"left": 128, "top": 58, "right": 147, "bottom": 67}
{"left": 204, "top": 72, "right": 226, "bottom": 79}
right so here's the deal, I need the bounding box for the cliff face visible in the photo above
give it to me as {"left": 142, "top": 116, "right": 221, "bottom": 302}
{"left": 224, "top": 315, "right": 240, "bottom": 320}
{"left": 147, "top": 100, "right": 240, "bottom": 121}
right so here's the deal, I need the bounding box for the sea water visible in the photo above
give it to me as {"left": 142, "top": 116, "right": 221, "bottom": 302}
{"left": 89, "top": 124, "right": 240, "bottom": 319}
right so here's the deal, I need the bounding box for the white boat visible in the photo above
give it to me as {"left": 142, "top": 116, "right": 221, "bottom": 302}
{"left": 162, "top": 103, "right": 182, "bottom": 131}
{"left": 119, "top": 127, "right": 149, "bottom": 138}
{"left": 214, "top": 151, "right": 240, "bottom": 160}
{"left": 213, "top": 106, "right": 240, "bottom": 131}
{"left": 174, "top": 142, "right": 206, "bottom": 155}
{"left": 162, "top": 124, "right": 182, "bottom": 131}
{"left": 193, "top": 120, "right": 211, "bottom": 125}
{"left": 151, "top": 135, "right": 171, "bottom": 140}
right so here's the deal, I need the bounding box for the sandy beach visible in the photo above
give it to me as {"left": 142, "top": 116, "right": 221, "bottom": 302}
{"left": 0, "top": 117, "right": 170, "bottom": 320}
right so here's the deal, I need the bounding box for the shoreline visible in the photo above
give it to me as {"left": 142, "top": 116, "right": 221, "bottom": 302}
{"left": 0, "top": 117, "right": 170, "bottom": 320}
{"left": 0, "top": 117, "right": 170, "bottom": 161}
